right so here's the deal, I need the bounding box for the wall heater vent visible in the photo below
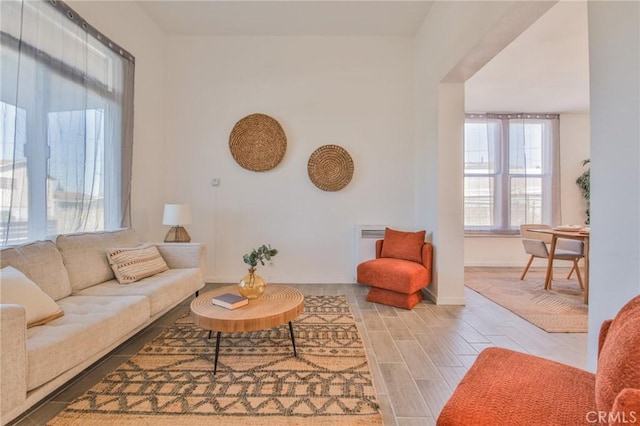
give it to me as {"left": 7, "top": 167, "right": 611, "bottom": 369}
{"left": 361, "top": 228, "right": 386, "bottom": 239}
{"left": 354, "top": 225, "right": 386, "bottom": 278}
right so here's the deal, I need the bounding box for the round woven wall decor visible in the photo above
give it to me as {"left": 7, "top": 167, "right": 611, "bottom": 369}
{"left": 307, "top": 145, "right": 354, "bottom": 192}
{"left": 229, "top": 113, "right": 287, "bottom": 172}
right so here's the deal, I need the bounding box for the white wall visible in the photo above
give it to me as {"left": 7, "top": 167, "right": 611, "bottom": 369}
{"left": 164, "top": 36, "right": 415, "bottom": 283}
{"left": 434, "top": 83, "right": 466, "bottom": 304}
{"left": 67, "top": 1, "right": 168, "bottom": 242}
{"left": 413, "top": 1, "right": 553, "bottom": 303}
{"left": 464, "top": 113, "right": 591, "bottom": 267}
{"left": 560, "top": 114, "right": 591, "bottom": 225}
{"left": 587, "top": 1, "right": 640, "bottom": 370}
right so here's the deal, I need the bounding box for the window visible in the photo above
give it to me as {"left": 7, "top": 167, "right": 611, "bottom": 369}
{"left": 0, "top": 0, "right": 134, "bottom": 245}
{"left": 464, "top": 113, "right": 560, "bottom": 234}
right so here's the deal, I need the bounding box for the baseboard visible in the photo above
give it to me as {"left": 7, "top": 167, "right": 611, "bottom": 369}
{"left": 464, "top": 261, "right": 576, "bottom": 268}
{"left": 423, "top": 287, "right": 466, "bottom": 306}
{"left": 205, "top": 275, "right": 230, "bottom": 284}
{"left": 422, "top": 287, "right": 437, "bottom": 303}
{"left": 464, "top": 261, "right": 532, "bottom": 267}
{"left": 205, "top": 276, "right": 357, "bottom": 284}
{"left": 433, "top": 296, "right": 467, "bottom": 305}
{"left": 204, "top": 278, "right": 468, "bottom": 306}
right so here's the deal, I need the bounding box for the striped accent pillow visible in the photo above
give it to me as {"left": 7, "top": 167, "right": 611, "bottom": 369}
{"left": 106, "top": 244, "right": 169, "bottom": 284}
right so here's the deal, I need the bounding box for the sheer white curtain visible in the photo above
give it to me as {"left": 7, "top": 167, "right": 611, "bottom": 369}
{"left": 464, "top": 113, "right": 560, "bottom": 233}
{"left": 507, "top": 114, "right": 561, "bottom": 227}
{"left": 0, "top": 0, "right": 134, "bottom": 245}
{"left": 463, "top": 117, "right": 500, "bottom": 230}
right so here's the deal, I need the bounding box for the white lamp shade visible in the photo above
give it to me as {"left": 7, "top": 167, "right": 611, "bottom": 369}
{"left": 162, "top": 204, "right": 192, "bottom": 226}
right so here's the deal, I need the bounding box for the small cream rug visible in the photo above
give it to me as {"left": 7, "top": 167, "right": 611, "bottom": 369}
{"left": 48, "top": 295, "right": 382, "bottom": 425}
{"left": 465, "top": 272, "right": 587, "bottom": 333}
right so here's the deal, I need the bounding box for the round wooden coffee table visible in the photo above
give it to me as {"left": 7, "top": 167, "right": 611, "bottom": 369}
{"left": 190, "top": 285, "right": 304, "bottom": 374}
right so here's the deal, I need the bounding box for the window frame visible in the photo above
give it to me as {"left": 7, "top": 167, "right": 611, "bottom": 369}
{"left": 464, "top": 113, "right": 558, "bottom": 236}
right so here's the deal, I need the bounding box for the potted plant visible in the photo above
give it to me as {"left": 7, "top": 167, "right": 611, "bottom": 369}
{"left": 238, "top": 244, "right": 278, "bottom": 299}
{"left": 576, "top": 159, "right": 590, "bottom": 224}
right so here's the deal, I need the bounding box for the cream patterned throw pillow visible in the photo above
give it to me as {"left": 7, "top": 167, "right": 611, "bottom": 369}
{"left": 0, "top": 266, "right": 64, "bottom": 327}
{"left": 106, "top": 244, "right": 169, "bottom": 284}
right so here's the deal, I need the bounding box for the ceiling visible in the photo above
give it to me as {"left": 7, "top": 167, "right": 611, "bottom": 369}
{"left": 137, "top": 1, "right": 590, "bottom": 113}
{"left": 465, "top": 1, "right": 590, "bottom": 113}
{"left": 137, "top": 1, "right": 433, "bottom": 36}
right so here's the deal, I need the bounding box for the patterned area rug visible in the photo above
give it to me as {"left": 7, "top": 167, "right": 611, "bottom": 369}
{"left": 48, "top": 295, "right": 382, "bottom": 425}
{"left": 465, "top": 273, "right": 587, "bottom": 333}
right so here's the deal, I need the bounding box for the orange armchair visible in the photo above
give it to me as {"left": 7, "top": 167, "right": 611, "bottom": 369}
{"left": 437, "top": 295, "right": 640, "bottom": 426}
{"left": 357, "top": 229, "right": 432, "bottom": 310}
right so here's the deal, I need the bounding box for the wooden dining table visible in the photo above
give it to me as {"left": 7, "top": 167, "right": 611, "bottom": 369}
{"left": 529, "top": 228, "right": 590, "bottom": 304}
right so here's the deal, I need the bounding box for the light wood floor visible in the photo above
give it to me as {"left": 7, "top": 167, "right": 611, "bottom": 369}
{"left": 12, "top": 267, "right": 587, "bottom": 426}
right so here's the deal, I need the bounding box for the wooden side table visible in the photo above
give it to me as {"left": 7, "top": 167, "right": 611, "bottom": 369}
{"left": 190, "top": 285, "right": 304, "bottom": 374}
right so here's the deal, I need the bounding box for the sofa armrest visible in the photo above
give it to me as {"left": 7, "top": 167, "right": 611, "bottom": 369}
{"left": 156, "top": 243, "right": 207, "bottom": 285}
{"left": 156, "top": 243, "right": 206, "bottom": 270}
{"left": 1, "top": 304, "right": 27, "bottom": 417}
{"left": 421, "top": 242, "right": 433, "bottom": 284}
{"left": 598, "top": 319, "right": 613, "bottom": 358}
{"left": 375, "top": 240, "right": 383, "bottom": 258}
{"left": 609, "top": 388, "right": 640, "bottom": 425}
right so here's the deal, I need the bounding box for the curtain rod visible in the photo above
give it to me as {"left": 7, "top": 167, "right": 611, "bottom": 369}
{"left": 465, "top": 113, "right": 560, "bottom": 120}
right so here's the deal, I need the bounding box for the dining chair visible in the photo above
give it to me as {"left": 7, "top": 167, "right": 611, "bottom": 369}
{"left": 519, "top": 224, "right": 584, "bottom": 289}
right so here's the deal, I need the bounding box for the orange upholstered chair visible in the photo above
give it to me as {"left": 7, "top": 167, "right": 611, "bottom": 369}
{"left": 357, "top": 228, "right": 432, "bottom": 310}
{"left": 437, "top": 294, "right": 640, "bottom": 426}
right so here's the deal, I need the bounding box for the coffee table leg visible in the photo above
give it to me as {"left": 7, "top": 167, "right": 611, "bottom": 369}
{"left": 214, "top": 331, "right": 221, "bottom": 375}
{"left": 288, "top": 321, "right": 297, "bottom": 357}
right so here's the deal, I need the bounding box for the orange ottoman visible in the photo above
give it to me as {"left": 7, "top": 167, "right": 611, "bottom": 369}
{"left": 356, "top": 228, "right": 433, "bottom": 310}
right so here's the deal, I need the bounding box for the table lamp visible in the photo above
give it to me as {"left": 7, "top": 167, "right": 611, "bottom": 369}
{"left": 162, "top": 204, "right": 192, "bottom": 243}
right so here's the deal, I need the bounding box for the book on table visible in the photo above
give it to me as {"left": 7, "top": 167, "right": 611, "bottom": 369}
{"left": 211, "top": 293, "right": 248, "bottom": 309}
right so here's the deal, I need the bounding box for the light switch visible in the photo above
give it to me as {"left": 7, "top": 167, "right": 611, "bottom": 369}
{"left": 211, "top": 178, "right": 221, "bottom": 187}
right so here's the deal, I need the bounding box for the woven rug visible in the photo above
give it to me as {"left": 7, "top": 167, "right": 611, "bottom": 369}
{"left": 465, "top": 273, "right": 587, "bottom": 333}
{"left": 49, "top": 295, "right": 382, "bottom": 425}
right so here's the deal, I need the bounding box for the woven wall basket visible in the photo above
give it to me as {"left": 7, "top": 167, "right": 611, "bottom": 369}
{"left": 229, "top": 113, "right": 287, "bottom": 172}
{"left": 307, "top": 145, "right": 354, "bottom": 192}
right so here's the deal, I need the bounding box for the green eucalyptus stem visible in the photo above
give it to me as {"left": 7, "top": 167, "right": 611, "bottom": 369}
{"left": 243, "top": 244, "right": 278, "bottom": 269}
{"left": 247, "top": 268, "right": 256, "bottom": 288}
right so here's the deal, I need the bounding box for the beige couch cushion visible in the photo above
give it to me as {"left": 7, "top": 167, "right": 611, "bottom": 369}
{"left": 0, "top": 267, "right": 64, "bottom": 327}
{"left": 25, "top": 294, "right": 150, "bottom": 391}
{"left": 0, "top": 240, "right": 72, "bottom": 301}
{"left": 56, "top": 229, "right": 139, "bottom": 292}
{"left": 107, "top": 244, "right": 169, "bottom": 284}
{"left": 1, "top": 305, "right": 27, "bottom": 416}
{"left": 77, "top": 268, "right": 202, "bottom": 316}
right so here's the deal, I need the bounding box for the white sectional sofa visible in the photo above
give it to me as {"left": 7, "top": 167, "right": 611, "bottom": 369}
{"left": 0, "top": 229, "right": 206, "bottom": 425}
